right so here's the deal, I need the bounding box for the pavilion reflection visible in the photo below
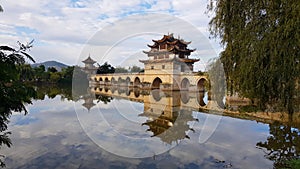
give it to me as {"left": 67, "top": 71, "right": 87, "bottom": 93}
{"left": 89, "top": 86, "right": 208, "bottom": 144}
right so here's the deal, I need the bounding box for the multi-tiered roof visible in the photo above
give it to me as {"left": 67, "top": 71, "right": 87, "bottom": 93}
{"left": 142, "top": 33, "right": 199, "bottom": 63}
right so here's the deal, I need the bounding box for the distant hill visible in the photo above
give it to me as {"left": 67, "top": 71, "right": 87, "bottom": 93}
{"left": 31, "top": 61, "right": 69, "bottom": 71}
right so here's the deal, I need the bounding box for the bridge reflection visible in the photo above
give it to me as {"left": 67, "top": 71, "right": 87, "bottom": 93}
{"left": 89, "top": 86, "right": 210, "bottom": 144}
{"left": 80, "top": 86, "right": 300, "bottom": 144}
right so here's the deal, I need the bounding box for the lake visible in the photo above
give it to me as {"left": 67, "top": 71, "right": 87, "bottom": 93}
{"left": 1, "top": 85, "right": 299, "bottom": 169}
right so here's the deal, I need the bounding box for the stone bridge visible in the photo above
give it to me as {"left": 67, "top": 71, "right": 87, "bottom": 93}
{"left": 90, "top": 72, "right": 208, "bottom": 91}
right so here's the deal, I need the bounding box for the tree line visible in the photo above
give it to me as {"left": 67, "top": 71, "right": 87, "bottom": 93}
{"left": 18, "top": 64, "right": 77, "bottom": 84}
{"left": 96, "top": 62, "right": 144, "bottom": 74}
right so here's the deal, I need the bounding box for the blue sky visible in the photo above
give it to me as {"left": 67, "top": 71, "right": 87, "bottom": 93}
{"left": 0, "top": 0, "right": 221, "bottom": 70}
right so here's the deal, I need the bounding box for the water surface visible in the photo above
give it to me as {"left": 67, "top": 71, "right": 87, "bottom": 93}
{"left": 2, "top": 86, "right": 299, "bottom": 169}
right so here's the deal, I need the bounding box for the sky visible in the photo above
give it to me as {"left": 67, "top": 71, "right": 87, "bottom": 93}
{"left": 0, "top": 0, "right": 222, "bottom": 71}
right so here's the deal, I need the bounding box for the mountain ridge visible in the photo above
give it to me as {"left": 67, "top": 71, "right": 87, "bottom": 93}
{"left": 31, "top": 60, "right": 69, "bottom": 71}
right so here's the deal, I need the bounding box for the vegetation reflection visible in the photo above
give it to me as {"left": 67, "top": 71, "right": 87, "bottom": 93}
{"left": 257, "top": 122, "right": 300, "bottom": 169}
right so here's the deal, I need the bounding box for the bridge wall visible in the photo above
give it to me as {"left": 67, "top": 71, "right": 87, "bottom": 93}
{"left": 90, "top": 73, "right": 208, "bottom": 91}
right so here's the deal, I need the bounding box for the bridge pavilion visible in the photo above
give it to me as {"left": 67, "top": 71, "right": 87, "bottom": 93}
{"left": 86, "top": 33, "right": 208, "bottom": 91}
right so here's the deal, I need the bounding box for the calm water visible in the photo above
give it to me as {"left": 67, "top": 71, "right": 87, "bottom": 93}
{"left": 2, "top": 86, "right": 300, "bottom": 169}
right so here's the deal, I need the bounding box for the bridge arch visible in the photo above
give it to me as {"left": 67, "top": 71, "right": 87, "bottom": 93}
{"left": 197, "top": 78, "right": 207, "bottom": 92}
{"left": 118, "top": 77, "right": 123, "bottom": 85}
{"left": 151, "top": 77, "right": 162, "bottom": 89}
{"left": 111, "top": 87, "right": 116, "bottom": 94}
{"left": 111, "top": 77, "right": 116, "bottom": 85}
{"left": 181, "top": 91, "right": 190, "bottom": 104}
{"left": 125, "top": 77, "right": 131, "bottom": 86}
{"left": 181, "top": 78, "right": 190, "bottom": 91}
{"left": 134, "top": 77, "right": 141, "bottom": 87}
{"left": 151, "top": 90, "right": 162, "bottom": 101}
{"left": 104, "top": 77, "right": 109, "bottom": 83}
{"left": 134, "top": 88, "right": 140, "bottom": 98}
{"left": 197, "top": 91, "right": 206, "bottom": 106}
{"left": 125, "top": 88, "right": 131, "bottom": 96}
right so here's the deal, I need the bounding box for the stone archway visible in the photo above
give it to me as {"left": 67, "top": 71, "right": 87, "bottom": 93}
{"left": 104, "top": 77, "right": 109, "bottom": 83}
{"left": 111, "top": 77, "right": 116, "bottom": 85}
{"left": 125, "top": 77, "right": 131, "bottom": 86}
{"left": 181, "top": 91, "right": 190, "bottom": 104}
{"left": 152, "top": 77, "right": 162, "bottom": 89}
{"left": 118, "top": 77, "right": 123, "bottom": 85}
{"left": 197, "top": 91, "right": 206, "bottom": 106}
{"left": 181, "top": 78, "right": 190, "bottom": 91}
{"left": 197, "top": 78, "right": 207, "bottom": 92}
{"left": 134, "top": 77, "right": 141, "bottom": 87}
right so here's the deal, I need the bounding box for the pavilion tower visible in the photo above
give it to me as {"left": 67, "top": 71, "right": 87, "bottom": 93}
{"left": 140, "top": 33, "right": 199, "bottom": 89}
{"left": 82, "top": 55, "right": 97, "bottom": 75}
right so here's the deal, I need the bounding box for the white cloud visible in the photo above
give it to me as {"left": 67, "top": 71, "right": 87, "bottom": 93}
{"left": 0, "top": 0, "right": 221, "bottom": 67}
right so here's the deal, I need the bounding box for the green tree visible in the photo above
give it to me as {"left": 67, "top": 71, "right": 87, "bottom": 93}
{"left": 33, "top": 65, "right": 46, "bottom": 82}
{"left": 130, "top": 65, "right": 143, "bottom": 73}
{"left": 0, "top": 41, "right": 36, "bottom": 167}
{"left": 60, "top": 66, "right": 74, "bottom": 83}
{"left": 208, "top": 0, "right": 300, "bottom": 113}
{"left": 49, "top": 72, "right": 61, "bottom": 83}
{"left": 115, "top": 67, "right": 128, "bottom": 73}
{"left": 18, "top": 64, "right": 34, "bottom": 81}
{"left": 47, "top": 66, "right": 57, "bottom": 73}
{"left": 96, "top": 62, "right": 115, "bottom": 74}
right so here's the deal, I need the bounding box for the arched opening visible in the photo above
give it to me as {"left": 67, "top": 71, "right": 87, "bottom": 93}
{"left": 118, "top": 77, "right": 123, "bottom": 85}
{"left": 125, "top": 88, "right": 131, "bottom": 96}
{"left": 181, "top": 78, "right": 190, "bottom": 91}
{"left": 197, "top": 78, "right": 207, "bottom": 92}
{"left": 111, "top": 87, "right": 116, "bottom": 94}
{"left": 196, "top": 91, "right": 207, "bottom": 106}
{"left": 118, "top": 88, "right": 124, "bottom": 95}
{"left": 125, "top": 77, "right": 131, "bottom": 86}
{"left": 94, "top": 77, "right": 98, "bottom": 82}
{"left": 134, "top": 77, "right": 141, "bottom": 87}
{"left": 134, "top": 88, "right": 140, "bottom": 98}
{"left": 151, "top": 89, "right": 162, "bottom": 101}
{"left": 104, "top": 77, "right": 109, "bottom": 83}
{"left": 111, "top": 77, "right": 116, "bottom": 85}
{"left": 99, "top": 77, "right": 103, "bottom": 81}
{"left": 151, "top": 77, "right": 162, "bottom": 89}
{"left": 180, "top": 91, "right": 190, "bottom": 104}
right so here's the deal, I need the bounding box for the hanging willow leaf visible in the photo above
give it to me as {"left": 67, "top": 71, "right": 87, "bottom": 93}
{"left": 208, "top": 0, "right": 300, "bottom": 113}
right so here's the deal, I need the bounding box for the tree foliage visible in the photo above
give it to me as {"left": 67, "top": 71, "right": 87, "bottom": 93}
{"left": 208, "top": 0, "right": 300, "bottom": 113}
{"left": 115, "top": 67, "right": 128, "bottom": 73}
{"left": 129, "top": 65, "right": 143, "bottom": 73}
{"left": 0, "top": 41, "right": 36, "bottom": 167}
{"left": 96, "top": 62, "right": 115, "bottom": 74}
